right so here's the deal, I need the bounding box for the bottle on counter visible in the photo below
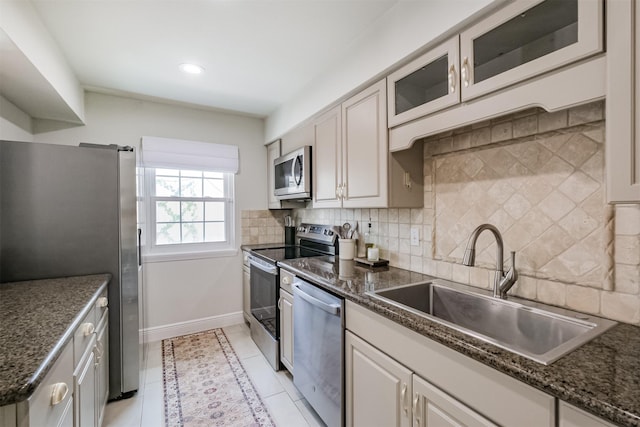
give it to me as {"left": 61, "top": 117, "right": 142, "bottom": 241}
{"left": 365, "top": 218, "right": 379, "bottom": 261}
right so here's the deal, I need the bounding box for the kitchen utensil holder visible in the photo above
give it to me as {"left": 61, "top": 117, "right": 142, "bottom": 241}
{"left": 339, "top": 238, "right": 356, "bottom": 260}
{"left": 284, "top": 226, "right": 296, "bottom": 245}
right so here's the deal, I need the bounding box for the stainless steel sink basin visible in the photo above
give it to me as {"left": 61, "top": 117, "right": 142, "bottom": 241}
{"left": 369, "top": 280, "right": 616, "bottom": 364}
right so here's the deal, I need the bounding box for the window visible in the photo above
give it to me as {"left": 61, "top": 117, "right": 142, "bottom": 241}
{"left": 140, "top": 136, "right": 238, "bottom": 261}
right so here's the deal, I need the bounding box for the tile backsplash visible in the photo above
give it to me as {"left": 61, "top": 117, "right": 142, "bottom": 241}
{"left": 289, "top": 101, "right": 640, "bottom": 325}
{"left": 240, "top": 210, "right": 291, "bottom": 245}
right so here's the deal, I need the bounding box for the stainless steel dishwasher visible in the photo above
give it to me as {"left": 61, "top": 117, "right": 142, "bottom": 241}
{"left": 293, "top": 276, "right": 344, "bottom": 427}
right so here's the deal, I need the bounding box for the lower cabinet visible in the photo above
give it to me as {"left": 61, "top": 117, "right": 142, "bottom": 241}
{"left": 346, "top": 331, "right": 412, "bottom": 427}
{"left": 412, "top": 375, "right": 496, "bottom": 427}
{"left": 95, "top": 313, "right": 109, "bottom": 426}
{"left": 279, "top": 288, "right": 294, "bottom": 372}
{"left": 346, "top": 301, "right": 555, "bottom": 427}
{"left": 346, "top": 331, "right": 496, "bottom": 427}
{"left": 74, "top": 338, "right": 97, "bottom": 427}
{"left": 559, "top": 402, "right": 618, "bottom": 427}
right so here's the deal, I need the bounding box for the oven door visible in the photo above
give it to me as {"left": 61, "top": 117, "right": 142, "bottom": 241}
{"left": 249, "top": 256, "right": 279, "bottom": 339}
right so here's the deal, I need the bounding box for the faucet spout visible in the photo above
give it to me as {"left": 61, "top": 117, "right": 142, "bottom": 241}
{"left": 462, "top": 224, "right": 517, "bottom": 299}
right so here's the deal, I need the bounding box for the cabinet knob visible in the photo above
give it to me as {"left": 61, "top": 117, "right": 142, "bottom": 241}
{"left": 50, "top": 382, "right": 69, "bottom": 406}
{"left": 97, "top": 296, "right": 108, "bottom": 308}
{"left": 82, "top": 322, "right": 95, "bottom": 336}
{"left": 282, "top": 276, "right": 291, "bottom": 285}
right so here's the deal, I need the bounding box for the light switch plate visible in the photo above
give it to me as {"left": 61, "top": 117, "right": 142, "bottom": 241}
{"left": 410, "top": 227, "right": 419, "bottom": 246}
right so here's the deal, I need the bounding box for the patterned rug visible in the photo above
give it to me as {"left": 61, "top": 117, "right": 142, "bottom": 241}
{"left": 163, "top": 328, "right": 275, "bottom": 427}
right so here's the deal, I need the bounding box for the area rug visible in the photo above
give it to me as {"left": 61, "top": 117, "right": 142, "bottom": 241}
{"left": 163, "top": 328, "right": 275, "bottom": 427}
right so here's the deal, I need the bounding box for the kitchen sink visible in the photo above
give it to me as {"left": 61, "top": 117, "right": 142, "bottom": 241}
{"left": 368, "top": 280, "right": 616, "bottom": 364}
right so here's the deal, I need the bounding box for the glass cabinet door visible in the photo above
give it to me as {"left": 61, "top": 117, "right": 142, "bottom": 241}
{"left": 387, "top": 36, "right": 459, "bottom": 127}
{"left": 460, "top": 0, "right": 603, "bottom": 101}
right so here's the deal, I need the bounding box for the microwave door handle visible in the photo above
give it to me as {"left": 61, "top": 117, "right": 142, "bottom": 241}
{"left": 294, "top": 155, "right": 303, "bottom": 186}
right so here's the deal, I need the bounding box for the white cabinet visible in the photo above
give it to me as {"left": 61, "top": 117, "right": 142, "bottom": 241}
{"left": 242, "top": 251, "right": 251, "bottom": 323}
{"left": 459, "top": 0, "right": 603, "bottom": 101}
{"left": 558, "top": 402, "right": 618, "bottom": 427}
{"left": 412, "top": 375, "right": 496, "bottom": 427}
{"left": 314, "top": 81, "right": 387, "bottom": 208}
{"left": 346, "top": 331, "right": 496, "bottom": 427}
{"left": 313, "top": 80, "right": 423, "bottom": 208}
{"left": 313, "top": 105, "right": 342, "bottom": 208}
{"left": 0, "top": 292, "right": 108, "bottom": 427}
{"left": 388, "top": 0, "right": 605, "bottom": 143}
{"left": 341, "top": 79, "right": 389, "bottom": 208}
{"left": 74, "top": 338, "right": 97, "bottom": 427}
{"left": 279, "top": 289, "right": 294, "bottom": 372}
{"left": 345, "top": 332, "right": 412, "bottom": 427}
{"left": 74, "top": 293, "right": 109, "bottom": 427}
{"left": 346, "top": 301, "right": 555, "bottom": 427}
{"left": 606, "top": 0, "right": 640, "bottom": 203}
{"left": 387, "top": 36, "right": 460, "bottom": 127}
{"left": 279, "top": 269, "right": 295, "bottom": 372}
{"left": 25, "top": 342, "right": 74, "bottom": 427}
{"left": 95, "top": 312, "right": 109, "bottom": 427}
{"left": 266, "top": 140, "right": 282, "bottom": 209}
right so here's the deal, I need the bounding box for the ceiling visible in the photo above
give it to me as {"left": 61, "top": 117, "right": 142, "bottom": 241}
{"left": 25, "top": 0, "right": 400, "bottom": 118}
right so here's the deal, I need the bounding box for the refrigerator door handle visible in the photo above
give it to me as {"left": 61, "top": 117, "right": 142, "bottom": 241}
{"left": 137, "top": 228, "right": 142, "bottom": 266}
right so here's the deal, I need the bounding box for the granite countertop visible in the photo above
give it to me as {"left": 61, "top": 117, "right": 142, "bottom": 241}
{"left": 279, "top": 256, "right": 640, "bottom": 427}
{"left": 0, "top": 274, "right": 111, "bottom": 407}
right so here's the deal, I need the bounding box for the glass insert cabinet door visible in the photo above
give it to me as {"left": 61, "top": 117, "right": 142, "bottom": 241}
{"left": 387, "top": 36, "right": 460, "bottom": 127}
{"left": 459, "top": 0, "right": 603, "bottom": 101}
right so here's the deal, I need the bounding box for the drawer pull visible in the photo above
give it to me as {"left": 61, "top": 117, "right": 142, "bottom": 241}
{"left": 97, "top": 296, "right": 108, "bottom": 308}
{"left": 82, "top": 322, "right": 95, "bottom": 336}
{"left": 50, "top": 383, "right": 68, "bottom": 406}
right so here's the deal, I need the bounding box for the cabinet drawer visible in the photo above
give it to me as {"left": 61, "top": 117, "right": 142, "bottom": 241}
{"left": 73, "top": 305, "right": 97, "bottom": 366}
{"left": 28, "top": 342, "right": 73, "bottom": 427}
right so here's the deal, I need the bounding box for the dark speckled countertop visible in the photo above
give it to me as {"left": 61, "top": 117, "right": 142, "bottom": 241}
{"left": 0, "top": 274, "right": 110, "bottom": 407}
{"left": 279, "top": 256, "right": 640, "bottom": 427}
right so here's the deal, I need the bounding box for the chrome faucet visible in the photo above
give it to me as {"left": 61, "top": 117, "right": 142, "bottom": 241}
{"left": 462, "top": 224, "right": 518, "bottom": 299}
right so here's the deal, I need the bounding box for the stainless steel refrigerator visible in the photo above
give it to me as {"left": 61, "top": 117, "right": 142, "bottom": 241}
{"left": 0, "top": 140, "right": 140, "bottom": 400}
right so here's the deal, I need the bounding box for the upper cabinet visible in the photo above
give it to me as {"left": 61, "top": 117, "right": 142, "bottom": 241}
{"left": 313, "top": 106, "right": 342, "bottom": 208}
{"left": 388, "top": 0, "right": 604, "bottom": 131}
{"left": 606, "top": 0, "right": 640, "bottom": 203}
{"left": 266, "top": 139, "right": 281, "bottom": 209}
{"left": 314, "top": 80, "right": 423, "bottom": 209}
{"left": 460, "top": 0, "right": 602, "bottom": 101}
{"left": 387, "top": 36, "right": 460, "bottom": 127}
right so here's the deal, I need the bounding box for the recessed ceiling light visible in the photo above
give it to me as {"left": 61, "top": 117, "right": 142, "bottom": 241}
{"left": 179, "top": 63, "right": 204, "bottom": 75}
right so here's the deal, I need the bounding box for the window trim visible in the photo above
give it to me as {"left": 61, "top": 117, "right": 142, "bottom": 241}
{"left": 141, "top": 167, "right": 236, "bottom": 261}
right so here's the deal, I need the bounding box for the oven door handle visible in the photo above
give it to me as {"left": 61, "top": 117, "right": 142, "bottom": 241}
{"left": 248, "top": 256, "right": 278, "bottom": 275}
{"left": 293, "top": 283, "right": 341, "bottom": 315}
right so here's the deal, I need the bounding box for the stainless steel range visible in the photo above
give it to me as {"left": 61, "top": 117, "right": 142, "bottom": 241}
{"left": 247, "top": 223, "right": 338, "bottom": 370}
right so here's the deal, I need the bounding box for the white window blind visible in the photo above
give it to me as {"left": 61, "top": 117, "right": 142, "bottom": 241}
{"left": 140, "top": 136, "right": 239, "bottom": 173}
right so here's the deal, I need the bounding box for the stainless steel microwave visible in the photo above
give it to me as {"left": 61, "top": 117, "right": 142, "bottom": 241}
{"left": 274, "top": 146, "right": 311, "bottom": 200}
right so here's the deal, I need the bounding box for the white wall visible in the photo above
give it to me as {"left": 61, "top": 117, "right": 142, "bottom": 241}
{"left": 0, "top": 95, "right": 33, "bottom": 141}
{"left": 265, "top": 0, "right": 497, "bottom": 141}
{"left": 0, "top": 0, "right": 84, "bottom": 122}
{"left": 32, "top": 91, "right": 267, "bottom": 339}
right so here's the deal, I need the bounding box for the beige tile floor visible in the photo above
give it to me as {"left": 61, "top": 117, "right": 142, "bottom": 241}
{"left": 103, "top": 322, "right": 325, "bottom": 427}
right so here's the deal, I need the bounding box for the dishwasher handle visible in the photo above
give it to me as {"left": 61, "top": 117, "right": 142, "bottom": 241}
{"left": 293, "top": 283, "right": 341, "bottom": 316}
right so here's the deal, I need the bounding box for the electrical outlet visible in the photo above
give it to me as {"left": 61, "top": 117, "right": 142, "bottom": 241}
{"left": 410, "top": 227, "right": 419, "bottom": 246}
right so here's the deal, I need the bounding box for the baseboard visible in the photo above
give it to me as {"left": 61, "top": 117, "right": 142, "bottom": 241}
{"left": 140, "top": 311, "right": 245, "bottom": 343}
